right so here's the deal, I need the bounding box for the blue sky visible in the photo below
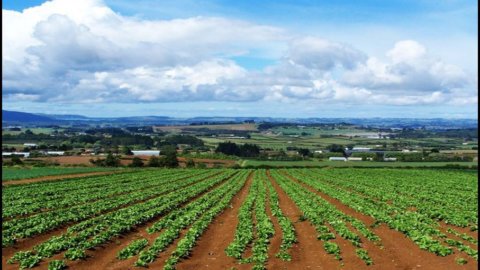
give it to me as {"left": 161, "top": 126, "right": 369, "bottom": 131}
{"left": 2, "top": 0, "right": 478, "bottom": 118}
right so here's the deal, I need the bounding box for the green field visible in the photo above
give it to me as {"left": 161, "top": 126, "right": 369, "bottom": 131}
{"left": 201, "top": 132, "right": 477, "bottom": 151}
{"left": 1, "top": 168, "right": 477, "bottom": 269}
{"left": 240, "top": 159, "right": 478, "bottom": 168}
{"left": 2, "top": 167, "right": 123, "bottom": 181}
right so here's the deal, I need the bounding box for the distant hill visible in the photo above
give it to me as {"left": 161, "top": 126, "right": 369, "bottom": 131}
{"left": 2, "top": 110, "right": 57, "bottom": 123}
{"left": 2, "top": 110, "right": 477, "bottom": 129}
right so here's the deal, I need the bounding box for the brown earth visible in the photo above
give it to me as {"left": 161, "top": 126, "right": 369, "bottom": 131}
{"left": 266, "top": 170, "right": 341, "bottom": 270}
{"left": 2, "top": 171, "right": 121, "bottom": 185}
{"left": 57, "top": 172, "right": 237, "bottom": 270}
{"left": 175, "top": 172, "right": 254, "bottom": 270}
{"left": 29, "top": 155, "right": 236, "bottom": 168}
{"left": 153, "top": 123, "right": 257, "bottom": 133}
{"left": 2, "top": 169, "right": 477, "bottom": 270}
{"left": 280, "top": 170, "right": 478, "bottom": 270}
{"left": 2, "top": 227, "right": 69, "bottom": 270}
{"left": 2, "top": 171, "right": 225, "bottom": 270}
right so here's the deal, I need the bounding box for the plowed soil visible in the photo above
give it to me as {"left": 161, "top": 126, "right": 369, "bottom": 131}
{"left": 2, "top": 171, "right": 120, "bottom": 185}
{"left": 2, "top": 169, "right": 476, "bottom": 270}
{"left": 281, "top": 170, "right": 478, "bottom": 270}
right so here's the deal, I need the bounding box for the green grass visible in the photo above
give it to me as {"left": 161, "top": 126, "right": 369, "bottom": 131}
{"left": 240, "top": 160, "right": 478, "bottom": 168}
{"left": 2, "top": 128, "right": 62, "bottom": 135}
{"left": 2, "top": 167, "right": 123, "bottom": 181}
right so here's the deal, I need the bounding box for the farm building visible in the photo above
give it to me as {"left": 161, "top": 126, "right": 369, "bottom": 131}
{"left": 384, "top": 157, "right": 397, "bottom": 162}
{"left": 132, "top": 150, "right": 161, "bottom": 156}
{"left": 23, "top": 143, "right": 37, "bottom": 147}
{"left": 45, "top": 151, "right": 65, "bottom": 156}
{"left": 314, "top": 150, "right": 323, "bottom": 153}
{"left": 329, "top": 157, "right": 347, "bottom": 161}
{"left": 351, "top": 147, "right": 371, "bottom": 152}
{"left": 2, "top": 152, "right": 30, "bottom": 158}
{"left": 347, "top": 157, "right": 362, "bottom": 161}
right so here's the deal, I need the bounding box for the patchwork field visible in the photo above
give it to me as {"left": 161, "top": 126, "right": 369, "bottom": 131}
{"left": 2, "top": 167, "right": 122, "bottom": 182}
{"left": 1, "top": 168, "right": 477, "bottom": 270}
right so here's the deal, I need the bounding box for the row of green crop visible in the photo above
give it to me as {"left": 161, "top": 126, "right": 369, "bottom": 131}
{"left": 7, "top": 170, "right": 237, "bottom": 269}
{"left": 3, "top": 170, "right": 210, "bottom": 219}
{"left": 3, "top": 170, "right": 221, "bottom": 247}
{"left": 308, "top": 168, "right": 477, "bottom": 228}
{"left": 286, "top": 169, "right": 477, "bottom": 260}
{"left": 224, "top": 170, "right": 298, "bottom": 269}
{"left": 2, "top": 167, "right": 122, "bottom": 181}
{"left": 133, "top": 170, "right": 250, "bottom": 267}
{"left": 270, "top": 170, "right": 376, "bottom": 265}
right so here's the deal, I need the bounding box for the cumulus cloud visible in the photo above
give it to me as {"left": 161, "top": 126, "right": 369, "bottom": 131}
{"left": 2, "top": 0, "right": 476, "bottom": 107}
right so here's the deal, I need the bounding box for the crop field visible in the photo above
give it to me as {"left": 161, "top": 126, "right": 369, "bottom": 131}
{"left": 240, "top": 159, "right": 478, "bottom": 168}
{"left": 2, "top": 167, "right": 122, "bottom": 182}
{"left": 1, "top": 168, "right": 477, "bottom": 270}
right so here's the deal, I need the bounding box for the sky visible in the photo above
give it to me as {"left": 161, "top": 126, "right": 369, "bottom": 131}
{"left": 2, "top": 0, "right": 478, "bottom": 118}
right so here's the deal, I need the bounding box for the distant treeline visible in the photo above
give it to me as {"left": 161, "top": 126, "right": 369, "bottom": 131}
{"left": 215, "top": 142, "right": 260, "bottom": 157}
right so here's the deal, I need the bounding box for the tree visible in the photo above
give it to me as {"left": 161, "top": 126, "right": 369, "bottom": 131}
{"left": 161, "top": 145, "right": 178, "bottom": 168}
{"left": 298, "top": 148, "right": 311, "bottom": 157}
{"left": 130, "top": 157, "right": 144, "bottom": 167}
{"left": 122, "top": 146, "right": 133, "bottom": 155}
{"left": 327, "top": 144, "right": 345, "bottom": 153}
{"left": 373, "top": 152, "right": 384, "bottom": 161}
{"left": 197, "top": 162, "right": 207, "bottom": 169}
{"left": 147, "top": 156, "right": 162, "bottom": 167}
{"left": 431, "top": 148, "right": 439, "bottom": 153}
{"left": 11, "top": 156, "right": 23, "bottom": 165}
{"left": 104, "top": 153, "right": 121, "bottom": 167}
{"left": 186, "top": 159, "right": 195, "bottom": 168}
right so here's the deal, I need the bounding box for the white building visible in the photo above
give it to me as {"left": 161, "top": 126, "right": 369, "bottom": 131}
{"left": 347, "top": 157, "right": 362, "bottom": 161}
{"left": 352, "top": 147, "right": 371, "bottom": 152}
{"left": 46, "top": 151, "right": 65, "bottom": 156}
{"left": 23, "top": 143, "right": 37, "bottom": 147}
{"left": 132, "top": 150, "right": 161, "bottom": 156}
{"left": 384, "top": 157, "right": 397, "bottom": 162}
{"left": 329, "top": 157, "right": 347, "bottom": 161}
{"left": 2, "top": 152, "right": 30, "bottom": 158}
{"left": 314, "top": 150, "right": 323, "bottom": 153}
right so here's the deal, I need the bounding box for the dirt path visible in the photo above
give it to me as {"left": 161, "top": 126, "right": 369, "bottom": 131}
{"left": 264, "top": 178, "right": 285, "bottom": 269}
{"left": 266, "top": 170, "right": 341, "bottom": 270}
{"left": 2, "top": 171, "right": 122, "bottom": 185}
{"left": 175, "top": 171, "right": 254, "bottom": 270}
{"left": 281, "top": 170, "right": 477, "bottom": 270}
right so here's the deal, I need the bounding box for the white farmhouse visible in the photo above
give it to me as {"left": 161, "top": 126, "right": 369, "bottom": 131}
{"left": 46, "top": 151, "right": 65, "bottom": 156}
{"left": 2, "top": 152, "right": 30, "bottom": 158}
{"left": 23, "top": 143, "right": 37, "bottom": 147}
{"left": 329, "top": 157, "right": 347, "bottom": 161}
{"left": 132, "top": 150, "right": 161, "bottom": 156}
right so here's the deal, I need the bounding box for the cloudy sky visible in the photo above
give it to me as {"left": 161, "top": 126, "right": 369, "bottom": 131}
{"left": 2, "top": 0, "right": 478, "bottom": 118}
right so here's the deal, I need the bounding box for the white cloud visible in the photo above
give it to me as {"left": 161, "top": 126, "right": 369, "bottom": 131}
{"left": 2, "top": 0, "right": 476, "bottom": 108}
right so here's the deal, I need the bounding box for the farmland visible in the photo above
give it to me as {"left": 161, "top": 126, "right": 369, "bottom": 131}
{"left": 1, "top": 168, "right": 478, "bottom": 270}
{"left": 2, "top": 167, "right": 123, "bottom": 182}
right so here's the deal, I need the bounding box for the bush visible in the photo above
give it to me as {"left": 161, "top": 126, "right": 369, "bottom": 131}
{"left": 186, "top": 159, "right": 195, "bottom": 168}
{"left": 196, "top": 163, "right": 207, "bottom": 169}
{"left": 130, "top": 157, "right": 144, "bottom": 167}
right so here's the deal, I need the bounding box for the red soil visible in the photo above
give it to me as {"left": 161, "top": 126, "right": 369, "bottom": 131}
{"left": 281, "top": 170, "right": 478, "bottom": 270}
{"left": 2, "top": 169, "right": 477, "bottom": 270}
{"left": 266, "top": 170, "right": 341, "bottom": 270}
{"left": 56, "top": 172, "right": 236, "bottom": 270}
{"left": 29, "top": 155, "right": 237, "bottom": 168}
{"left": 2, "top": 227, "right": 69, "bottom": 270}
{"left": 2, "top": 171, "right": 120, "bottom": 185}
{"left": 175, "top": 172, "right": 254, "bottom": 270}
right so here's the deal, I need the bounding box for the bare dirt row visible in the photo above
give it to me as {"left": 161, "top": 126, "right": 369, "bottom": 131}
{"left": 2, "top": 169, "right": 477, "bottom": 270}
